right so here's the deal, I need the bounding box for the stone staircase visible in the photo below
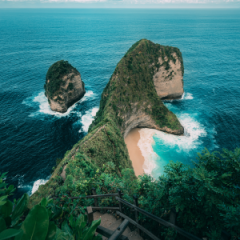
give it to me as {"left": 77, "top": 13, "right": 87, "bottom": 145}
{"left": 93, "top": 212, "right": 143, "bottom": 240}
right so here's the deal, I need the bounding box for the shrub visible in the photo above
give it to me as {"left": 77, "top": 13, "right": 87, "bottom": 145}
{"left": 0, "top": 173, "right": 101, "bottom": 240}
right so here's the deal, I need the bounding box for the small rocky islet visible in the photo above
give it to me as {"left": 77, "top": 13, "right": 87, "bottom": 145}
{"left": 44, "top": 60, "right": 85, "bottom": 113}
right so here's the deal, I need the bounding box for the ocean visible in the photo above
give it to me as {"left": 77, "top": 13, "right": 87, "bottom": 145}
{"left": 0, "top": 9, "right": 240, "bottom": 197}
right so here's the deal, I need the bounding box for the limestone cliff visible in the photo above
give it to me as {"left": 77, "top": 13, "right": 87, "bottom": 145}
{"left": 90, "top": 39, "right": 184, "bottom": 138}
{"left": 44, "top": 60, "right": 85, "bottom": 113}
{"left": 30, "top": 39, "right": 184, "bottom": 207}
{"left": 153, "top": 52, "right": 184, "bottom": 100}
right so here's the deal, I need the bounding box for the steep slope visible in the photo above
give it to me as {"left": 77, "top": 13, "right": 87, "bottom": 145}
{"left": 30, "top": 39, "right": 184, "bottom": 206}
{"left": 90, "top": 39, "right": 184, "bottom": 138}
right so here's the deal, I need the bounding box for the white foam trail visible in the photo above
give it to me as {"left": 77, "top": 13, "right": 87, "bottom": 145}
{"left": 80, "top": 107, "right": 99, "bottom": 133}
{"left": 137, "top": 114, "right": 206, "bottom": 175}
{"left": 25, "top": 90, "right": 95, "bottom": 117}
{"left": 180, "top": 92, "right": 193, "bottom": 100}
{"left": 81, "top": 90, "right": 95, "bottom": 102}
{"left": 157, "top": 114, "right": 206, "bottom": 151}
{"left": 163, "top": 92, "right": 193, "bottom": 102}
{"left": 31, "top": 179, "right": 48, "bottom": 195}
{"left": 138, "top": 129, "right": 158, "bottom": 175}
{"left": 183, "top": 92, "right": 193, "bottom": 100}
{"left": 31, "top": 92, "right": 73, "bottom": 117}
{"left": 180, "top": 92, "right": 185, "bottom": 100}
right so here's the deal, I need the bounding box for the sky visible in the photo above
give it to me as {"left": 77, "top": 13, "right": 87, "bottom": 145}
{"left": 0, "top": 0, "right": 240, "bottom": 8}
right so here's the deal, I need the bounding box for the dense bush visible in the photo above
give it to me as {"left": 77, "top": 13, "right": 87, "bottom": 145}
{"left": 30, "top": 148, "right": 240, "bottom": 240}
{"left": 0, "top": 173, "right": 101, "bottom": 240}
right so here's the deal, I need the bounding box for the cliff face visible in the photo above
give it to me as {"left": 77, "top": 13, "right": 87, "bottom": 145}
{"left": 153, "top": 52, "right": 184, "bottom": 100}
{"left": 30, "top": 40, "right": 184, "bottom": 207}
{"left": 90, "top": 39, "right": 184, "bottom": 138}
{"left": 44, "top": 60, "right": 85, "bottom": 113}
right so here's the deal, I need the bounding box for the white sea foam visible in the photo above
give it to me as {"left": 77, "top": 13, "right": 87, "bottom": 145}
{"left": 80, "top": 107, "right": 99, "bottom": 133}
{"left": 31, "top": 179, "right": 48, "bottom": 195}
{"left": 24, "top": 90, "right": 95, "bottom": 117}
{"left": 31, "top": 92, "right": 74, "bottom": 117}
{"left": 181, "top": 92, "right": 193, "bottom": 100}
{"left": 16, "top": 175, "right": 48, "bottom": 196}
{"left": 138, "top": 129, "right": 158, "bottom": 175}
{"left": 138, "top": 113, "right": 206, "bottom": 175}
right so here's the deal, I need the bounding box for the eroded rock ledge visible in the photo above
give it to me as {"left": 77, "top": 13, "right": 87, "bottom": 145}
{"left": 44, "top": 60, "right": 85, "bottom": 113}
{"left": 153, "top": 52, "right": 184, "bottom": 100}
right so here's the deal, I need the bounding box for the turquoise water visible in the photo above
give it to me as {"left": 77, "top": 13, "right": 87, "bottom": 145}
{"left": 0, "top": 9, "right": 240, "bottom": 196}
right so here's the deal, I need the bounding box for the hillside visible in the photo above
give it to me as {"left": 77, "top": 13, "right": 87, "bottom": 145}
{"left": 30, "top": 39, "right": 184, "bottom": 206}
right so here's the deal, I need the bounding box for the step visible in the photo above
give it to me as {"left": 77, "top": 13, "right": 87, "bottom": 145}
{"left": 94, "top": 212, "right": 117, "bottom": 229}
{"left": 126, "top": 231, "right": 143, "bottom": 240}
{"left": 93, "top": 212, "right": 131, "bottom": 239}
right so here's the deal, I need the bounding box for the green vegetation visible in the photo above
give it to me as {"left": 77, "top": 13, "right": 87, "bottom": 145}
{"left": 17, "top": 39, "right": 240, "bottom": 239}
{"left": 44, "top": 60, "right": 79, "bottom": 99}
{"left": 27, "top": 148, "right": 240, "bottom": 239}
{"left": 68, "top": 83, "right": 74, "bottom": 91}
{"left": 0, "top": 173, "right": 101, "bottom": 240}
{"left": 90, "top": 39, "right": 183, "bottom": 134}
{"left": 31, "top": 39, "right": 185, "bottom": 206}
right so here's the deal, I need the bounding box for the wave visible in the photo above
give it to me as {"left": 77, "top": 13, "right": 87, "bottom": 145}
{"left": 17, "top": 175, "right": 48, "bottom": 195}
{"left": 31, "top": 179, "right": 48, "bottom": 195}
{"left": 80, "top": 107, "right": 99, "bottom": 133}
{"left": 137, "top": 113, "right": 207, "bottom": 176}
{"left": 162, "top": 92, "right": 193, "bottom": 103}
{"left": 155, "top": 113, "right": 207, "bottom": 151}
{"left": 138, "top": 129, "right": 158, "bottom": 175}
{"left": 180, "top": 92, "right": 193, "bottom": 100}
{"left": 22, "top": 90, "right": 95, "bottom": 118}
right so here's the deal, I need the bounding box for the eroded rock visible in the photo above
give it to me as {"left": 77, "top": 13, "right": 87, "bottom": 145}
{"left": 44, "top": 60, "right": 85, "bottom": 113}
{"left": 153, "top": 52, "right": 184, "bottom": 100}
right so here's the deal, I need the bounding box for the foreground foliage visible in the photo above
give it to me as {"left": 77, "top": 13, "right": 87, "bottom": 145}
{"left": 30, "top": 148, "right": 240, "bottom": 240}
{"left": 12, "top": 40, "right": 240, "bottom": 239}
{"left": 0, "top": 173, "right": 101, "bottom": 240}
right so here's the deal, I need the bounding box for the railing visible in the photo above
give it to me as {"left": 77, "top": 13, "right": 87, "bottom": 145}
{"left": 58, "top": 188, "right": 231, "bottom": 240}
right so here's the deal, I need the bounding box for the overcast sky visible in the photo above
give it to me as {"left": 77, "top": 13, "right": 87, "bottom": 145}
{"left": 0, "top": 0, "right": 239, "bottom": 8}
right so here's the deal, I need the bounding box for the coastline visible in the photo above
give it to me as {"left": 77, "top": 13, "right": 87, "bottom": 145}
{"left": 138, "top": 129, "right": 158, "bottom": 176}
{"left": 124, "top": 128, "right": 145, "bottom": 176}
{"left": 125, "top": 128, "right": 159, "bottom": 177}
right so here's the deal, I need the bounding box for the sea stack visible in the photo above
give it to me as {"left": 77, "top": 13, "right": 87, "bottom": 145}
{"left": 44, "top": 60, "right": 85, "bottom": 113}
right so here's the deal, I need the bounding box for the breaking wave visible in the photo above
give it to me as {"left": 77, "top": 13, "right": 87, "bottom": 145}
{"left": 80, "top": 107, "right": 99, "bottom": 133}
{"left": 22, "top": 90, "right": 95, "bottom": 118}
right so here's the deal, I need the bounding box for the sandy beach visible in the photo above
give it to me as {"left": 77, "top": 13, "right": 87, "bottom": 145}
{"left": 124, "top": 128, "right": 145, "bottom": 176}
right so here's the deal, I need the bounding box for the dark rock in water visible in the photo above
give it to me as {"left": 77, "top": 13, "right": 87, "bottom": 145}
{"left": 44, "top": 60, "right": 85, "bottom": 113}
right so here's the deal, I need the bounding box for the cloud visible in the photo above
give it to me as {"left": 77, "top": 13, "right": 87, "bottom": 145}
{"left": 128, "top": 0, "right": 239, "bottom": 3}
{"left": 45, "top": 0, "right": 106, "bottom": 2}
{"left": 1, "top": 0, "right": 240, "bottom": 4}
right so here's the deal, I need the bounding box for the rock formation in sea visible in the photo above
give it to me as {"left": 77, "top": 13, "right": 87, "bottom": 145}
{"left": 44, "top": 60, "right": 85, "bottom": 113}
{"left": 30, "top": 39, "right": 184, "bottom": 206}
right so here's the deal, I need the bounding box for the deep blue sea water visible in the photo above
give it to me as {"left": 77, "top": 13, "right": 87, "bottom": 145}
{"left": 0, "top": 9, "right": 240, "bottom": 196}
